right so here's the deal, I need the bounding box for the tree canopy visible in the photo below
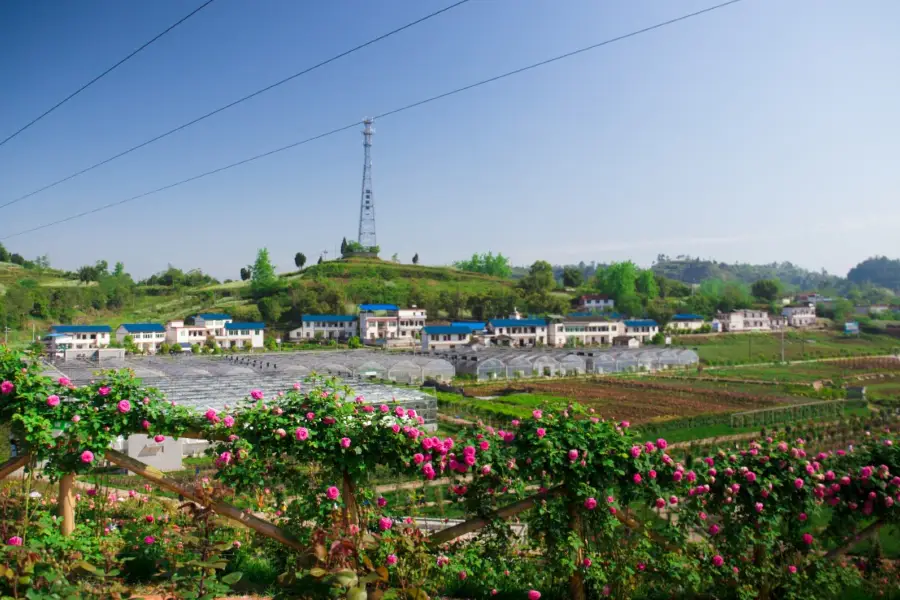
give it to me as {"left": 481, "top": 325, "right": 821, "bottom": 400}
{"left": 250, "top": 248, "right": 278, "bottom": 295}
{"left": 453, "top": 252, "right": 512, "bottom": 278}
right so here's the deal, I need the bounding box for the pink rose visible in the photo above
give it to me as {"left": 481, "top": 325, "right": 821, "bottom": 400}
{"left": 536, "top": 428, "right": 546, "bottom": 438}
{"left": 80, "top": 450, "right": 94, "bottom": 464}
{"left": 712, "top": 555, "right": 724, "bottom": 567}
{"left": 71, "top": 415, "right": 81, "bottom": 423}
{"left": 395, "top": 406, "right": 406, "bottom": 418}
{"left": 532, "top": 409, "right": 543, "bottom": 419}
{"left": 7, "top": 536, "right": 23, "bottom": 546}
{"left": 633, "top": 473, "right": 642, "bottom": 484}
{"left": 295, "top": 427, "right": 309, "bottom": 441}
{"left": 378, "top": 517, "right": 393, "bottom": 531}
{"left": 377, "top": 496, "right": 387, "bottom": 507}
{"left": 386, "top": 554, "right": 398, "bottom": 566}
{"left": 802, "top": 533, "right": 813, "bottom": 545}
{"left": 788, "top": 565, "right": 797, "bottom": 574}
{"left": 0, "top": 381, "right": 13, "bottom": 395}
{"left": 144, "top": 536, "right": 155, "bottom": 545}
{"left": 380, "top": 404, "right": 389, "bottom": 413}
{"left": 223, "top": 415, "right": 235, "bottom": 428}
{"left": 568, "top": 449, "right": 579, "bottom": 462}
{"left": 794, "top": 478, "right": 804, "bottom": 489}
{"left": 46, "top": 395, "right": 60, "bottom": 407}
{"left": 98, "top": 386, "right": 110, "bottom": 397}
{"left": 528, "top": 591, "right": 541, "bottom": 600}
{"left": 656, "top": 438, "right": 668, "bottom": 450}
{"left": 250, "top": 389, "right": 263, "bottom": 400}
{"left": 117, "top": 400, "right": 131, "bottom": 413}
{"left": 205, "top": 409, "right": 219, "bottom": 424}
{"left": 141, "top": 420, "right": 150, "bottom": 430}
{"left": 153, "top": 435, "right": 165, "bottom": 443}
{"left": 58, "top": 377, "right": 70, "bottom": 386}
{"left": 655, "top": 498, "right": 665, "bottom": 509}
{"left": 584, "top": 497, "right": 598, "bottom": 510}
{"left": 340, "top": 437, "right": 351, "bottom": 449}
{"left": 326, "top": 486, "right": 340, "bottom": 501}
{"left": 145, "top": 515, "right": 155, "bottom": 523}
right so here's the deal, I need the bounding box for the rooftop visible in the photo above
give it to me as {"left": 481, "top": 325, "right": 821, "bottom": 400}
{"left": 224, "top": 322, "right": 265, "bottom": 330}
{"left": 196, "top": 313, "right": 231, "bottom": 320}
{"left": 672, "top": 314, "right": 705, "bottom": 321}
{"left": 424, "top": 326, "right": 475, "bottom": 335}
{"left": 489, "top": 318, "right": 547, "bottom": 328}
{"left": 450, "top": 321, "right": 486, "bottom": 331}
{"left": 119, "top": 323, "right": 165, "bottom": 333}
{"left": 51, "top": 325, "right": 112, "bottom": 334}
{"left": 301, "top": 315, "right": 357, "bottom": 323}
{"left": 359, "top": 304, "right": 399, "bottom": 311}
{"left": 624, "top": 319, "right": 658, "bottom": 327}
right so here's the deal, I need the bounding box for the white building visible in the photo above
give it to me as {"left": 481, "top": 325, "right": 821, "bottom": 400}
{"left": 116, "top": 323, "right": 166, "bottom": 353}
{"left": 624, "top": 319, "right": 659, "bottom": 343}
{"left": 165, "top": 314, "right": 265, "bottom": 349}
{"left": 572, "top": 294, "right": 615, "bottom": 312}
{"left": 289, "top": 315, "right": 358, "bottom": 341}
{"left": 224, "top": 322, "right": 265, "bottom": 349}
{"left": 782, "top": 304, "right": 817, "bottom": 327}
{"left": 421, "top": 325, "right": 474, "bottom": 350}
{"left": 717, "top": 310, "right": 771, "bottom": 332}
{"left": 487, "top": 312, "right": 548, "bottom": 347}
{"left": 359, "top": 304, "right": 400, "bottom": 341}
{"left": 548, "top": 316, "right": 624, "bottom": 347}
{"left": 46, "top": 325, "right": 111, "bottom": 351}
{"left": 668, "top": 314, "right": 706, "bottom": 332}
{"left": 398, "top": 307, "right": 427, "bottom": 342}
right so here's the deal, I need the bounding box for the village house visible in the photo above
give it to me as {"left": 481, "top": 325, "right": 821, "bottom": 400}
{"left": 359, "top": 304, "right": 400, "bottom": 341}
{"left": 668, "top": 314, "right": 706, "bottom": 332}
{"left": 224, "top": 322, "right": 266, "bottom": 349}
{"left": 421, "top": 325, "right": 474, "bottom": 350}
{"left": 116, "top": 323, "right": 166, "bottom": 353}
{"left": 397, "top": 307, "right": 427, "bottom": 341}
{"left": 716, "top": 310, "right": 771, "bottom": 332}
{"left": 44, "top": 325, "right": 111, "bottom": 352}
{"left": 624, "top": 319, "right": 659, "bottom": 343}
{"left": 782, "top": 304, "right": 817, "bottom": 327}
{"left": 289, "top": 315, "right": 358, "bottom": 341}
{"left": 547, "top": 316, "right": 624, "bottom": 347}
{"left": 571, "top": 294, "right": 615, "bottom": 312}
{"left": 486, "top": 311, "right": 548, "bottom": 347}
{"left": 612, "top": 335, "right": 641, "bottom": 349}
{"left": 165, "top": 313, "right": 265, "bottom": 349}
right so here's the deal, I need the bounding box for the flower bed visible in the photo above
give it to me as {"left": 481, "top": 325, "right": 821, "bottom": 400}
{"left": 3, "top": 346, "right": 900, "bottom": 599}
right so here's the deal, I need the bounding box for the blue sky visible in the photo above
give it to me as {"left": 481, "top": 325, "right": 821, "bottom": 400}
{"left": 2, "top": 0, "right": 899, "bottom": 279}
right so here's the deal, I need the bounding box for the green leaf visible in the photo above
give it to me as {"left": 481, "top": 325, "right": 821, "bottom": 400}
{"left": 73, "top": 561, "right": 100, "bottom": 575}
{"left": 221, "top": 571, "right": 243, "bottom": 585}
{"left": 309, "top": 567, "right": 328, "bottom": 578}
{"left": 334, "top": 569, "right": 358, "bottom": 587}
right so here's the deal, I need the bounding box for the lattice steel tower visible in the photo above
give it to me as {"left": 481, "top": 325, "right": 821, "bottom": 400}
{"left": 357, "top": 118, "right": 377, "bottom": 248}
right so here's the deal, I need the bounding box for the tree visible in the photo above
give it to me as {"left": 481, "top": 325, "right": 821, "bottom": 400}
{"left": 10, "top": 253, "right": 25, "bottom": 266}
{"left": 646, "top": 299, "right": 675, "bottom": 330}
{"left": 519, "top": 261, "right": 556, "bottom": 295}
{"left": 453, "top": 252, "right": 513, "bottom": 278}
{"left": 562, "top": 266, "right": 583, "bottom": 288}
{"left": 113, "top": 262, "right": 125, "bottom": 277}
{"left": 636, "top": 270, "right": 659, "bottom": 301}
{"left": 751, "top": 279, "right": 781, "bottom": 302}
{"left": 250, "top": 248, "right": 278, "bottom": 295}
{"left": 391, "top": 253, "right": 400, "bottom": 263}
{"left": 0, "top": 243, "right": 9, "bottom": 263}
{"left": 240, "top": 267, "right": 251, "bottom": 281}
{"left": 617, "top": 293, "right": 643, "bottom": 318}
{"left": 412, "top": 253, "right": 419, "bottom": 265}
{"left": 317, "top": 256, "right": 323, "bottom": 265}
{"left": 340, "top": 238, "right": 348, "bottom": 255}
{"left": 594, "top": 262, "right": 638, "bottom": 303}
{"left": 294, "top": 252, "right": 306, "bottom": 269}
{"left": 258, "top": 296, "right": 284, "bottom": 323}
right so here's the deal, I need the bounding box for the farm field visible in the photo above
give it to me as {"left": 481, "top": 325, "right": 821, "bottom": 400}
{"left": 694, "top": 356, "right": 900, "bottom": 384}
{"left": 672, "top": 330, "right": 900, "bottom": 364}
{"left": 460, "top": 378, "right": 797, "bottom": 425}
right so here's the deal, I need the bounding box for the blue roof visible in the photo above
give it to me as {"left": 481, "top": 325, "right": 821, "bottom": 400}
{"left": 624, "top": 319, "right": 658, "bottom": 327}
{"left": 424, "top": 325, "right": 474, "bottom": 335}
{"left": 119, "top": 323, "right": 165, "bottom": 333}
{"left": 359, "top": 304, "right": 398, "bottom": 311}
{"left": 301, "top": 315, "right": 357, "bottom": 322}
{"left": 197, "top": 313, "right": 231, "bottom": 320}
{"left": 225, "top": 322, "right": 265, "bottom": 330}
{"left": 672, "top": 314, "right": 705, "bottom": 321}
{"left": 51, "top": 325, "right": 111, "bottom": 334}
{"left": 451, "top": 321, "right": 485, "bottom": 331}
{"left": 489, "top": 318, "right": 547, "bottom": 328}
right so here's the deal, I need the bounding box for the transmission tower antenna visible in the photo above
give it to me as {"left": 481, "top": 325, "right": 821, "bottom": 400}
{"left": 357, "top": 118, "right": 376, "bottom": 248}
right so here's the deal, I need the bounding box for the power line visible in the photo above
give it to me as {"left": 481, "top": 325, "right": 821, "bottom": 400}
{"left": 0, "top": 0, "right": 218, "bottom": 149}
{"left": 0, "top": 0, "right": 472, "bottom": 211}
{"left": 2, "top": 0, "right": 745, "bottom": 241}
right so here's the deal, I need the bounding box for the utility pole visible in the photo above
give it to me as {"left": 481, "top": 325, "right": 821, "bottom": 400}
{"left": 780, "top": 323, "right": 785, "bottom": 363}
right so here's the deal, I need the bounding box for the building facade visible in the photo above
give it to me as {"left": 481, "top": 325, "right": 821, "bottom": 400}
{"left": 46, "top": 325, "right": 111, "bottom": 351}
{"left": 359, "top": 304, "right": 400, "bottom": 341}
{"left": 421, "top": 325, "right": 473, "bottom": 350}
{"left": 397, "top": 307, "right": 427, "bottom": 342}
{"left": 486, "top": 314, "right": 549, "bottom": 347}
{"left": 668, "top": 314, "right": 706, "bottom": 332}
{"left": 572, "top": 294, "right": 615, "bottom": 312}
{"left": 116, "top": 323, "right": 166, "bottom": 353}
{"left": 717, "top": 310, "right": 771, "bottom": 332}
{"left": 547, "top": 317, "right": 624, "bottom": 347}
{"left": 624, "top": 319, "right": 659, "bottom": 343}
{"left": 224, "top": 322, "right": 265, "bottom": 349}
{"left": 289, "top": 315, "right": 359, "bottom": 341}
{"left": 165, "top": 314, "right": 265, "bottom": 349}
{"left": 782, "top": 304, "right": 817, "bottom": 327}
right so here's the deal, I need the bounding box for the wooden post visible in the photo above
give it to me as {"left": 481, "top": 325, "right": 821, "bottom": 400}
{"left": 59, "top": 473, "right": 76, "bottom": 536}
{"left": 0, "top": 454, "right": 30, "bottom": 480}
{"left": 568, "top": 501, "right": 587, "bottom": 600}
{"left": 104, "top": 449, "right": 305, "bottom": 551}
{"left": 342, "top": 471, "right": 360, "bottom": 530}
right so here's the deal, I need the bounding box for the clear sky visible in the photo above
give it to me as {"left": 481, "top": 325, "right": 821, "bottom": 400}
{"left": 2, "top": 0, "right": 899, "bottom": 280}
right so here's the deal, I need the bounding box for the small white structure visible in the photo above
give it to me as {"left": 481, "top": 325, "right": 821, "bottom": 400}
{"left": 624, "top": 319, "right": 659, "bottom": 343}
{"left": 612, "top": 335, "right": 641, "bottom": 349}
{"left": 487, "top": 311, "right": 548, "bottom": 347}
{"left": 46, "top": 325, "right": 111, "bottom": 351}
{"left": 359, "top": 304, "right": 400, "bottom": 341}
{"left": 716, "top": 310, "right": 771, "bottom": 332}
{"left": 548, "top": 317, "right": 624, "bottom": 347}
{"left": 421, "top": 325, "right": 473, "bottom": 350}
{"left": 224, "top": 322, "right": 265, "bottom": 349}
{"left": 668, "top": 314, "right": 705, "bottom": 332}
{"left": 290, "top": 315, "right": 359, "bottom": 341}
{"left": 572, "top": 294, "right": 615, "bottom": 312}
{"left": 397, "top": 307, "right": 427, "bottom": 342}
{"left": 782, "top": 304, "right": 817, "bottom": 327}
{"left": 116, "top": 323, "right": 166, "bottom": 353}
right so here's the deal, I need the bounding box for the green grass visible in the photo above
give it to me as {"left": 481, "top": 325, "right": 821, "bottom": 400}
{"left": 673, "top": 330, "right": 900, "bottom": 365}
